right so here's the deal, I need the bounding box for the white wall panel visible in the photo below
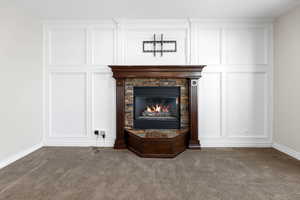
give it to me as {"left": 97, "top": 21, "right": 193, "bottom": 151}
{"left": 49, "top": 28, "right": 87, "bottom": 65}
{"left": 198, "top": 72, "right": 221, "bottom": 138}
{"left": 44, "top": 20, "right": 273, "bottom": 147}
{"left": 196, "top": 29, "right": 221, "bottom": 64}
{"left": 92, "top": 73, "right": 115, "bottom": 140}
{"left": 92, "top": 29, "right": 115, "bottom": 65}
{"left": 50, "top": 72, "right": 87, "bottom": 137}
{"left": 122, "top": 30, "right": 188, "bottom": 65}
{"left": 224, "top": 27, "right": 267, "bottom": 65}
{"left": 226, "top": 72, "right": 267, "bottom": 138}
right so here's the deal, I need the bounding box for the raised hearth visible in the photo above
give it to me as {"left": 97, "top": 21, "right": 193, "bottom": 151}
{"left": 109, "top": 65, "right": 206, "bottom": 158}
{"left": 126, "top": 129, "right": 189, "bottom": 158}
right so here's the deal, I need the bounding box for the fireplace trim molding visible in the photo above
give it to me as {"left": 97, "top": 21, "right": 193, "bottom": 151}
{"left": 109, "top": 65, "right": 206, "bottom": 150}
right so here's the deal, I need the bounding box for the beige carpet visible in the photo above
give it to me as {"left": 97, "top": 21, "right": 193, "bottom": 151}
{"left": 0, "top": 147, "right": 299, "bottom": 200}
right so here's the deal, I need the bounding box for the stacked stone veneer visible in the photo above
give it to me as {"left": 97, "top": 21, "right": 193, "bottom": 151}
{"left": 124, "top": 78, "right": 189, "bottom": 129}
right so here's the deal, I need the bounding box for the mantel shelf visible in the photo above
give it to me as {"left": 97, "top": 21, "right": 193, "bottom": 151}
{"left": 109, "top": 65, "right": 206, "bottom": 79}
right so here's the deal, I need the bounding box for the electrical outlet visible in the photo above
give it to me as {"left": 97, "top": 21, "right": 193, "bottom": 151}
{"left": 94, "top": 130, "right": 99, "bottom": 136}
{"left": 100, "top": 130, "right": 106, "bottom": 139}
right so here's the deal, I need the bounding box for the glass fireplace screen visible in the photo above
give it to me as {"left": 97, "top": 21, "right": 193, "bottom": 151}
{"left": 134, "top": 87, "right": 180, "bottom": 129}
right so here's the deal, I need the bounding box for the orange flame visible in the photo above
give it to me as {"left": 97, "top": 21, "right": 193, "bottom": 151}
{"left": 146, "top": 104, "right": 170, "bottom": 113}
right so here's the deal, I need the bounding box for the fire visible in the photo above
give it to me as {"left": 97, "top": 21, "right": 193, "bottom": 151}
{"left": 146, "top": 104, "right": 170, "bottom": 113}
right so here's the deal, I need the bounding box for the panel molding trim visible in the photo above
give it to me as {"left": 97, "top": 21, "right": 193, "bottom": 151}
{"left": 43, "top": 19, "right": 273, "bottom": 147}
{"left": 202, "top": 142, "right": 272, "bottom": 148}
{"left": 47, "top": 72, "right": 88, "bottom": 139}
{"left": 47, "top": 26, "right": 88, "bottom": 66}
{"left": 225, "top": 72, "right": 269, "bottom": 139}
{"left": 44, "top": 138, "right": 114, "bottom": 147}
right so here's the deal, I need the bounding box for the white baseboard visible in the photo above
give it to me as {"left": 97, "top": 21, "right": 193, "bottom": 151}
{"left": 273, "top": 143, "right": 300, "bottom": 160}
{"left": 45, "top": 137, "right": 273, "bottom": 148}
{"left": 201, "top": 138, "right": 273, "bottom": 148}
{"left": 0, "top": 143, "right": 43, "bottom": 170}
{"left": 44, "top": 138, "right": 115, "bottom": 147}
{"left": 201, "top": 142, "right": 272, "bottom": 148}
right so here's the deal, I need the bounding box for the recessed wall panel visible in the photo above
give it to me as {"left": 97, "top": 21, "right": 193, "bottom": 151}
{"left": 92, "top": 73, "right": 115, "bottom": 137}
{"left": 93, "top": 29, "right": 114, "bottom": 65}
{"left": 226, "top": 73, "right": 266, "bottom": 138}
{"left": 196, "top": 29, "right": 221, "bottom": 64}
{"left": 225, "top": 28, "right": 267, "bottom": 65}
{"left": 50, "top": 72, "right": 87, "bottom": 137}
{"left": 198, "top": 73, "right": 221, "bottom": 138}
{"left": 50, "top": 28, "right": 87, "bottom": 65}
{"left": 123, "top": 30, "right": 187, "bottom": 65}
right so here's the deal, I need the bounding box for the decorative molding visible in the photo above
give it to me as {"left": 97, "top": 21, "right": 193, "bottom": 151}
{"left": 225, "top": 72, "right": 269, "bottom": 139}
{"left": 189, "top": 18, "right": 274, "bottom": 23}
{"left": 42, "top": 18, "right": 274, "bottom": 26}
{"left": 117, "top": 19, "right": 190, "bottom": 65}
{"left": 220, "top": 72, "right": 226, "bottom": 137}
{"left": 47, "top": 27, "right": 88, "bottom": 66}
{"left": 199, "top": 65, "right": 270, "bottom": 72}
{"left": 223, "top": 26, "right": 269, "bottom": 65}
{"left": 201, "top": 142, "right": 272, "bottom": 148}
{"left": 90, "top": 72, "right": 115, "bottom": 143}
{"left": 191, "top": 26, "right": 222, "bottom": 65}
{"left": 115, "top": 18, "right": 189, "bottom": 29}
{"left": 90, "top": 26, "right": 117, "bottom": 65}
{"left": 44, "top": 138, "right": 114, "bottom": 147}
{"left": 46, "top": 65, "right": 112, "bottom": 73}
{"left": 0, "top": 143, "right": 43, "bottom": 169}
{"left": 53, "top": 26, "right": 87, "bottom": 63}
{"left": 273, "top": 143, "right": 300, "bottom": 160}
{"left": 43, "top": 19, "right": 274, "bottom": 147}
{"left": 198, "top": 72, "right": 222, "bottom": 139}
{"left": 42, "top": 20, "right": 116, "bottom": 26}
{"left": 47, "top": 72, "right": 88, "bottom": 138}
{"left": 121, "top": 28, "right": 189, "bottom": 65}
{"left": 200, "top": 134, "right": 272, "bottom": 147}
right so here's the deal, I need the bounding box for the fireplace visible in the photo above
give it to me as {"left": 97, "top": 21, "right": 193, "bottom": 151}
{"left": 134, "top": 86, "right": 180, "bottom": 129}
{"left": 109, "top": 65, "right": 206, "bottom": 158}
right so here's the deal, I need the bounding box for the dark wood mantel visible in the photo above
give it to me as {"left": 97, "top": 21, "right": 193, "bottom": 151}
{"left": 110, "top": 65, "right": 204, "bottom": 79}
{"left": 109, "top": 65, "right": 206, "bottom": 151}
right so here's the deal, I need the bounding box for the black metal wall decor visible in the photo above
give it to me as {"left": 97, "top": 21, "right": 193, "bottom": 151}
{"left": 143, "top": 34, "right": 177, "bottom": 57}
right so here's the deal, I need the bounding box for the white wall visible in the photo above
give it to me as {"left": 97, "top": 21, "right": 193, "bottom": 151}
{"left": 0, "top": 3, "right": 43, "bottom": 166}
{"left": 274, "top": 6, "right": 300, "bottom": 153}
{"left": 44, "top": 19, "right": 273, "bottom": 147}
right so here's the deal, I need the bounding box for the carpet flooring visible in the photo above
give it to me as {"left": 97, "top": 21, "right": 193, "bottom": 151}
{"left": 0, "top": 147, "right": 299, "bottom": 200}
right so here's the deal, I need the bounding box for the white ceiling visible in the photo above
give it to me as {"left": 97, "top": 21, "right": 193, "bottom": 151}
{"left": 4, "top": 0, "right": 300, "bottom": 19}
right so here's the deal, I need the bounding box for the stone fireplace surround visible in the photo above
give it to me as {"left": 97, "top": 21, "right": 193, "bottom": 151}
{"left": 125, "top": 78, "right": 189, "bottom": 129}
{"left": 109, "top": 65, "right": 205, "bottom": 158}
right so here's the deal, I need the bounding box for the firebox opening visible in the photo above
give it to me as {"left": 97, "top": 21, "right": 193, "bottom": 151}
{"left": 134, "top": 87, "right": 180, "bottom": 129}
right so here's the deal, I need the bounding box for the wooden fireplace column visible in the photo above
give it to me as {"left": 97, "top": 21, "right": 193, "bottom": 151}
{"left": 188, "top": 78, "right": 200, "bottom": 148}
{"left": 109, "top": 65, "right": 206, "bottom": 150}
{"left": 114, "top": 78, "right": 126, "bottom": 149}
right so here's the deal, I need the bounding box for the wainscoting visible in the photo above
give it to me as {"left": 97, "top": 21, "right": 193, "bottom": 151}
{"left": 43, "top": 19, "right": 273, "bottom": 147}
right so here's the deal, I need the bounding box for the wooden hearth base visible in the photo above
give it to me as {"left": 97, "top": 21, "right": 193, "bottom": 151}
{"left": 125, "top": 129, "right": 188, "bottom": 158}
